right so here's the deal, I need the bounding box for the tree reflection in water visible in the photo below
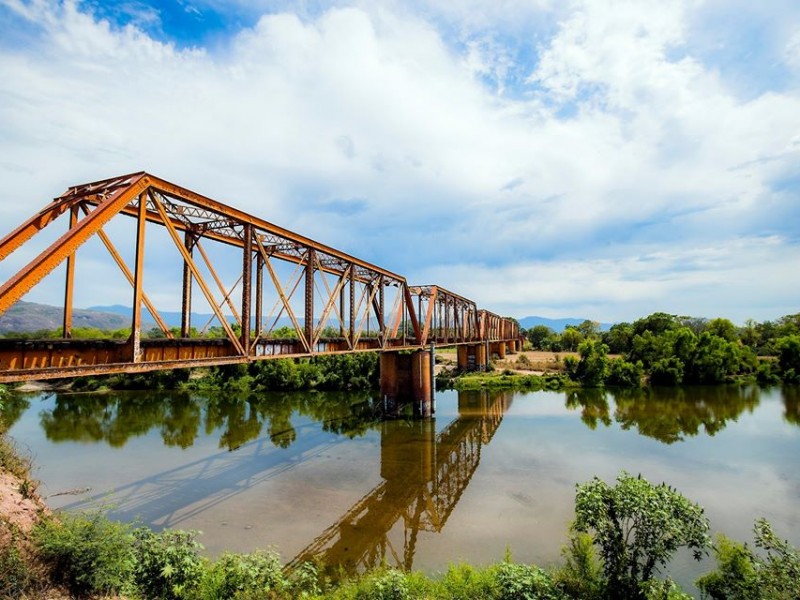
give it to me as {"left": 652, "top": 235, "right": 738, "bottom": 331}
{"left": 37, "top": 391, "right": 382, "bottom": 450}
{"left": 566, "top": 386, "right": 763, "bottom": 443}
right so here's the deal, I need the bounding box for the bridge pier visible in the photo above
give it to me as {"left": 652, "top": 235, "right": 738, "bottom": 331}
{"left": 456, "top": 343, "right": 488, "bottom": 372}
{"left": 379, "top": 350, "right": 433, "bottom": 417}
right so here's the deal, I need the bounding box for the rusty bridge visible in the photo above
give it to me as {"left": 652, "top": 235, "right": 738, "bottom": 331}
{"left": 0, "top": 172, "right": 520, "bottom": 400}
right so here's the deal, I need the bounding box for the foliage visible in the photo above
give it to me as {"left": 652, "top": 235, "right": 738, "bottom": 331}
{"left": 203, "top": 550, "right": 285, "bottom": 599}
{"left": 434, "top": 563, "right": 497, "bottom": 599}
{"left": 560, "top": 327, "right": 584, "bottom": 352}
{"left": 776, "top": 335, "right": 800, "bottom": 382}
{"left": 649, "top": 358, "right": 684, "bottom": 386}
{"left": 33, "top": 511, "right": 135, "bottom": 598}
{"left": 602, "top": 323, "right": 634, "bottom": 355}
{"left": 0, "top": 531, "right": 32, "bottom": 598}
{"left": 696, "top": 520, "right": 800, "bottom": 600}
{"left": 554, "top": 531, "right": 603, "bottom": 599}
{"left": 493, "top": 561, "right": 562, "bottom": 599}
{"left": 640, "top": 579, "right": 692, "bottom": 600}
{"left": 605, "top": 358, "right": 643, "bottom": 387}
{"left": 695, "top": 535, "right": 759, "bottom": 599}
{"left": 528, "top": 325, "right": 557, "bottom": 350}
{"left": 132, "top": 527, "right": 206, "bottom": 600}
{"left": 570, "top": 340, "right": 609, "bottom": 387}
{"left": 573, "top": 472, "right": 710, "bottom": 600}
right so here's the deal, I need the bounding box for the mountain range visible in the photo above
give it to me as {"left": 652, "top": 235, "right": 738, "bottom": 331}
{"left": 0, "top": 301, "right": 609, "bottom": 335}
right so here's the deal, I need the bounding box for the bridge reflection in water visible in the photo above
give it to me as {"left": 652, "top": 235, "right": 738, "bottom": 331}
{"left": 287, "top": 390, "right": 512, "bottom": 577}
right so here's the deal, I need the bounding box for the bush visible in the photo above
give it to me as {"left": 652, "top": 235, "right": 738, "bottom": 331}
{"left": 132, "top": 527, "right": 206, "bottom": 600}
{"left": 571, "top": 340, "right": 609, "bottom": 387}
{"left": 436, "top": 563, "right": 496, "bottom": 599}
{"left": 0, "top": 534, "right": 32, "bottom": 598}
{"left": 554, "top": 531, "right": 603, "bottom": 598}
{"left": 649, "top": 358, "right": 684, "bottom": 386}
{"left": 696, "top": 520, "right": 800, "bottom": 600}
{"left": 574, "top": 472, "right": 710, "bottom": 600}
{"left": 493, "top": 561, "right": 561, "bottom": 599}
{"left": 33, "top": 512, "right": 134, "bottom": 598}
{"left": 204, "top": 550, "right": 285, "bottom": 599}
{"left": 605, "top": 359, "right": 643, "bottom": 387}
{"left": 695, "top": 535, "right": 759, "bottom": 599}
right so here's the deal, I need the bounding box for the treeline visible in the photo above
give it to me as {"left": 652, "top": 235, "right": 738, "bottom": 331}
{"left": 524, "top": 312, "right": 800, "bottom": 386}
{"left": 70, "top": 353, "right": 379, "bottom": 394}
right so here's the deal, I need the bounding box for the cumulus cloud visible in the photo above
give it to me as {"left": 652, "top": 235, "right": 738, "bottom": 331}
{"left": 0, "top": 0, "right": 798, "bottom": 321}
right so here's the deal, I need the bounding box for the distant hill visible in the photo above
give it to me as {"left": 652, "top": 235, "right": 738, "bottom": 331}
{"left": 88, "top": 305, "right": 297, "bottom": 330}
{"left": 0, "top": 301, "right": 141, "bottom": 334}
{"left": 518, "top": 315, "right": 613, "bottom": 332}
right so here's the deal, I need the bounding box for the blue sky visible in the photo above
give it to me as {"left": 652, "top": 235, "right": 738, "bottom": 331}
{"left": 0, "top": 0, "right": 798, "bottom": 324}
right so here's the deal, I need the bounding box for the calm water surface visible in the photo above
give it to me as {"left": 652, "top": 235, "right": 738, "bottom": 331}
{"left": 4, "top": 385, "right": 799, "bottom": 591}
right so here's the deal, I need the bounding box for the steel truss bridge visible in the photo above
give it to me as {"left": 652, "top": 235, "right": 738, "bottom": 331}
{"left": 0, "top": 172, "right": 519, "bottom": 383}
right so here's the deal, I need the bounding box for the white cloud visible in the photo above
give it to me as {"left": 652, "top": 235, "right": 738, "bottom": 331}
{"left": 0, "top": 0, "right": 798, "bottom": 321}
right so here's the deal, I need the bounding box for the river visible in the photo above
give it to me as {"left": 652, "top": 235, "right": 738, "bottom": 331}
{"left": 3, "top": 384, "right": 799, "bottom": 593}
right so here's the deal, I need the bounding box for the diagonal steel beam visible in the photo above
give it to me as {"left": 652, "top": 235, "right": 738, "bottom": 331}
{"left": 152, "top": 194, "right": 245, "bottom": 355}
{"left": 0, "top": 173, "right": 149, "bottom": 316}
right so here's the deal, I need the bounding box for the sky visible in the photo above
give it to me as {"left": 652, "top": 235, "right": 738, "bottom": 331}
{"left": 0, "top": 0, "right": 798, "bottom": 324}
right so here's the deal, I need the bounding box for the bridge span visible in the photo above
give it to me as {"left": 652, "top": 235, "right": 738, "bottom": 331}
{"left": 0, "top": 172, "right": 520, "bottom": 394}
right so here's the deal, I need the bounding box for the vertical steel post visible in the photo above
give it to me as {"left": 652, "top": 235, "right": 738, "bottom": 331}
{"left": 378, "top": 276, "right": 385, "bottom": 341}
{"left": 429, "top": 341, "right": 436, "bottom": 411}
{"left": 62, "top": 205, "right": 79, "bottom": 338}
{"left": 339, "top": 279, "right": 345, "bottom": 337}
{"left": 305, "top": 248, "right": 315, "bottom": 350}
{"left": 349, "top": 264, "right": 355, "bottom": 345}
{"left": 180, "top": 230, "right": 193, "bottom": 338}
{"left": 131, "top": 193, "right": 147, "bottom": 362}
{"left": 241, "top": 224, "right": 253, "bottom": 352}
{"left": 255, "top": 250, "right": 263, "bottom": 339}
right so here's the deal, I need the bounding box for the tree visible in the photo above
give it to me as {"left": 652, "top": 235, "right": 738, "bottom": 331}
{"left": 776, "top": 335, "right": 800, "bottom": 382}
{"left": 561, "top": 326, "right": 584, "bottom": 352}
{"left": 527, "top": 324, "right": 556, "bottom": 350}
{"left": 574, "top": 472, "right": 710, "bottom": 600}
{"left": 577, "top": 319, "right": 601, "bottom": 338}
{"left": 573, "top": 339, "right": 609, "bottom": 387}
{"left": 603, "top": 322, "right": 634, "bottom": 354}
{"left": 632, "top": 312, "right": 679, "bottom": 337}
{"left": 704, "top": 318, "right": 738, "bottom": 342}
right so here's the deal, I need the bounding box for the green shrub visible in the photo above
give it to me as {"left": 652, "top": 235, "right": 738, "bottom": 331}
{"left": 350, "top": 568, "right": 412, "bottom": 600}
{"left": 204, "top": 550, "right": 285, "bottom": 599}
{"left": 493, "top": 561, "right": 561, "bottom": 599}
{"left": 0, "top": 534, "right": 32, "bottom": 598}
{"left": 554, "top": 531, "right": 603, "bottom": 599}
{"left": 574, "top": 472, "right": 710, "bottom": 600}
{"left": 33, "top": 511, "right": 135, "bottom": 598}
{"left": 696, "top": 520, "right": 799, "bottom": 600}
{"left": 132, "top": 527, "right": 206, "bottom": 600}
{"left": 436, "top": 563, "right": 496, "bottom": 599}
{"left": 573, "top": 340, "right": 610, "bottom": 387}
{"left": 605, "top": 359, "right": 643, "bottom": 387}
{"left": 649, "top": 358, "right": 684, "bottom": 386}
{"left": 640, "top": 578, "right": 692, "bottom": 599}
{"left": 695, "top": 535, "right": 759, "bottom": 599}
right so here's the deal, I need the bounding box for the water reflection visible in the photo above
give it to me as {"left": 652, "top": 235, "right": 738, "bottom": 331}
{"left": 287, "top": 390, "right": 513, "bottom": 578}
{"left": 36, "top": 391, "right": 381, "bottom": 450}
{"left": 566, "top": 386, "right": 762, "bottom": 443}
{"left": 782, "top": 386, "right": 800, "bottom": 425}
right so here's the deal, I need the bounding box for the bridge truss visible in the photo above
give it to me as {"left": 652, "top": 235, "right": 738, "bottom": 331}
{"left": 0, "top": 172, "right": 519, "bottom": 382}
